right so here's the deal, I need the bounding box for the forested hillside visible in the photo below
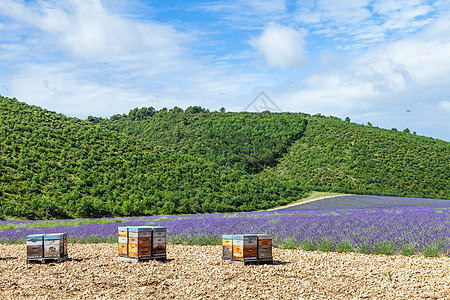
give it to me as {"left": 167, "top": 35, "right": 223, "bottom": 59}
{"left": 96, "top": 107, "right": 308, "bottom": 172}
{"left": 0, "top": 96, "right": 303, "bottom": 219}
{"left": 262, "top": 115, "right": 449, "bottom": 199}
{"left": 0, "top": 95, "right": 448, "bottom": 219}
{"left": 100, "top": 107, "right": 449, "bottom": 200}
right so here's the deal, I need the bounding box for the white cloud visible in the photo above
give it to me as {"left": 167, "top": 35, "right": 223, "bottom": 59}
{"left": 1, "top": 56, "right": 264, "bottom": 119}
{"left": 439, "top": 101, "right": 450, "bottom": 113}
{"left": 297, "top": 0, "right": 371, "bottom": 25}
{"left": 59, "top": 1, "right": 184, "bottom": 61}
{"left": 269, "top": 10, "right": 450, "bottom": 140}
{"left": 0, "top": 0, "right": 218, "bottom": 117}
{"left": 0, "top": 0, "right": 187, "bottom": 62}
{"left": 295, "top": 0, "right": 438, "bottom": 48}
{"left": 280, "top": 72, "right": 376, "bottom": 116}
{"left": 1, "top": 0, "right": 449, "bottom": 141}
{"left": 250, "top": 23, "right": 308, "bottom": 69}
{"left": 3, "top": 63, "right": 147, "bottom": 117}
{"left": 239, "top": 0, "right": 286, "bottom": 15}
{"left": 197, "top": 0, "right": 287, "bottom": 23}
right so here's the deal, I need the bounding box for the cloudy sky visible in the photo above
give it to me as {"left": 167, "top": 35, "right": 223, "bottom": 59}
{"left": 1, "top": 0, "right": 449, "bottom": 141}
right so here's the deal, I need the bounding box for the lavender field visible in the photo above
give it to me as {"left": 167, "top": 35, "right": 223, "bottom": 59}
{"left": 1, "top": 195, "right": 449, "bottom": 256}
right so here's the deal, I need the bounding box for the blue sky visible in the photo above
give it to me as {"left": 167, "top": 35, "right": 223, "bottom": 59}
{"left": 0, "top": 0, "right": 449, "bottom": 141}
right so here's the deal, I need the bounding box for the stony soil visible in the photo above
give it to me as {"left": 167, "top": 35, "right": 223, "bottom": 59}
{"left": 0, "top": 243, "right": 449, "bottom": 299}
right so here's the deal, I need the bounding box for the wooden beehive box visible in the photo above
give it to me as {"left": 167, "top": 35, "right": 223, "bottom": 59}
{"left": 151, "top": 227, "right": 166, "bottom": 259}
{"left": 257, "top": 234, "right": 273, "bottom": 262}
{"left": 117, "top": 226, "right": 167, "bottom": 261}
{"left": 222, "top": 234, "right": 233, "bottom": 261}
{"left": 128, "top": 226, "right": 153, "bottom": 259}
{"left": 26, "top": 234, "right": 45, "bottom": 259}
{"left": 43, "top": 233, "right": 67, "bottom": 259}
{"left": 118, "top": 226, "right": 129, "bottom": 257}
{"left": 232, "top": 235, "right": 258, "bottom": 262}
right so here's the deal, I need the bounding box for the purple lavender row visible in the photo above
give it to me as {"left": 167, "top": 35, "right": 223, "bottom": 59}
{"left": 1, "top": 207, "right": 448, "bottom": 256}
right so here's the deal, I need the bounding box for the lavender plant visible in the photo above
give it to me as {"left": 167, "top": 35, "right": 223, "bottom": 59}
{"left": 0, "top": 196, "right": 448, "bottom": 256}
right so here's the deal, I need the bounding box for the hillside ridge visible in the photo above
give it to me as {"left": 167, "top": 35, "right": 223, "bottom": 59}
{"left": 100, "top": 106, "right": 448, "bottom": 199}
{"left": 0, "top": 96, "right": 305, "bottom": 219}
{"left": 1, "top": 95, "right": 448, "bottom": 219}
{"left": 261, "top": 115, "right": 449, "bottom": 199}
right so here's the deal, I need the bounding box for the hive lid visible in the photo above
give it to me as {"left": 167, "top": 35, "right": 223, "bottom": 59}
{"left": 257, "top": 234, "right": 273, "bottom": 239}
{"left": 26, "top": 234, "right": 45, "bottom": 240}
{"left": 128, "top": 226, "right": 153, "bottom": 232}
{"left": 118, "top": 226, "right": 129, "bottom": 232}
{"left": 44, "top": 233, "right": 67, "bottom": 240}
{"left": 151, "top": 227, "right": 166, "bottom": 232}
{"left": 233, "top": 234, "right": 258, "bottom": 239}
{"left": 222, "top": 234, "right": 234, "bottom": 239}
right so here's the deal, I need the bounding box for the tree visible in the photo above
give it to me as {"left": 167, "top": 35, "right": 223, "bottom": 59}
{"left": 87, "top": 116, "right": 99, "bottom": 124}
{"left": 186, "top": 106, "right": 206, "bottom": 114}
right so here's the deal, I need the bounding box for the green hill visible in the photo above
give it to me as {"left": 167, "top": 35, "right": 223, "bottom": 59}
{"left": 100, "top": 107, "right": 449, "bottom": 200}
{"left": 0, "top": 95, "right": 448, "bottom": 219}
{"left": 262, "top": 115, "right": 449, "bottom": 199}
{"left": 0, "top": 96, "right": 303, "bottom": 219}
{"left": 96, "top": 106, "right": 308, "bottom": 173}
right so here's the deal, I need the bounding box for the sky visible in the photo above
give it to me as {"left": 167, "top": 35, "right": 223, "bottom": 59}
{"left": 0, "top": 0, "right": 449, "bottom": 141}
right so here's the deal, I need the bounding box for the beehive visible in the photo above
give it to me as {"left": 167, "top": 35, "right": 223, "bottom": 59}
{"left": 43, "top": 233, "right": 67, "bottom": 259}
{"left": 232, "top": 235, "right": 258, "bottom": 262}
{"left": 117, "top": 226, "right": 166, "bottom": 261}
{"left": 257, "top": 234, "right": 273, "bottom": 261}
{"left": 222, "top": 234, "right": 233, "bottom": 261}
{"left": 128, "top": 226, "right": 153, "bottom": 259}
{"left": 151, "top": 227, "right": 166, "bottom": 259}
{"left": 118, "top": 226, "right": 129, "bottom": 257}
{"left": 26, "top": 234, "right": 45, "bottom": 259}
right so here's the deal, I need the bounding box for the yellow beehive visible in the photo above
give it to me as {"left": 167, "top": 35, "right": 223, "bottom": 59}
{"left": 128, "top": 226, "right": 153, "bottom": 259}
{"left": 232, "top": 235, "right": 258, "bottom": 262}
{"left": 118, "top": 227, "right": 129, "bottom": 257}
{"left": 222, "top": 235, "right": 233, "bottom": 261}
{"left": 117, "top": 226, "right": 166, "bottom": 261}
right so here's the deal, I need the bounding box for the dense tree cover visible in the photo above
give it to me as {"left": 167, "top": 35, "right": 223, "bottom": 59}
{"left": 99, "top": 107, "right": 308, "bottom": 172}
{"left": 1, "top": 95, "right": 448, "bottom": 219}
{"left": 102, "top": 108, "right": 449, "bottom": 200}
{"left": 263, "top": 115, "right": 449, "bottom": 199}
{"left": 0, "top": 96, "right": 304, "bottom": 219}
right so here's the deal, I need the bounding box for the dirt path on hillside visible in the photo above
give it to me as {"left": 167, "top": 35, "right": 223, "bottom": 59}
{"left": 267, "top": 194, "right": 352, "bottom": 211}
{"left": 0, "top": 243, "right": 448, "bottom": 299}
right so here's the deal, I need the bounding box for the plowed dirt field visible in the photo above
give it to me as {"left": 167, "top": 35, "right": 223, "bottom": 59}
{"left": 1, "top": 243, "right": 449, "bottom": 299}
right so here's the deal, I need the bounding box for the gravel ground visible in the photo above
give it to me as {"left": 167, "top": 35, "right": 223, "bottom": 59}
{"left": 0, "top": 243, "right": 449, "bottom": 299}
